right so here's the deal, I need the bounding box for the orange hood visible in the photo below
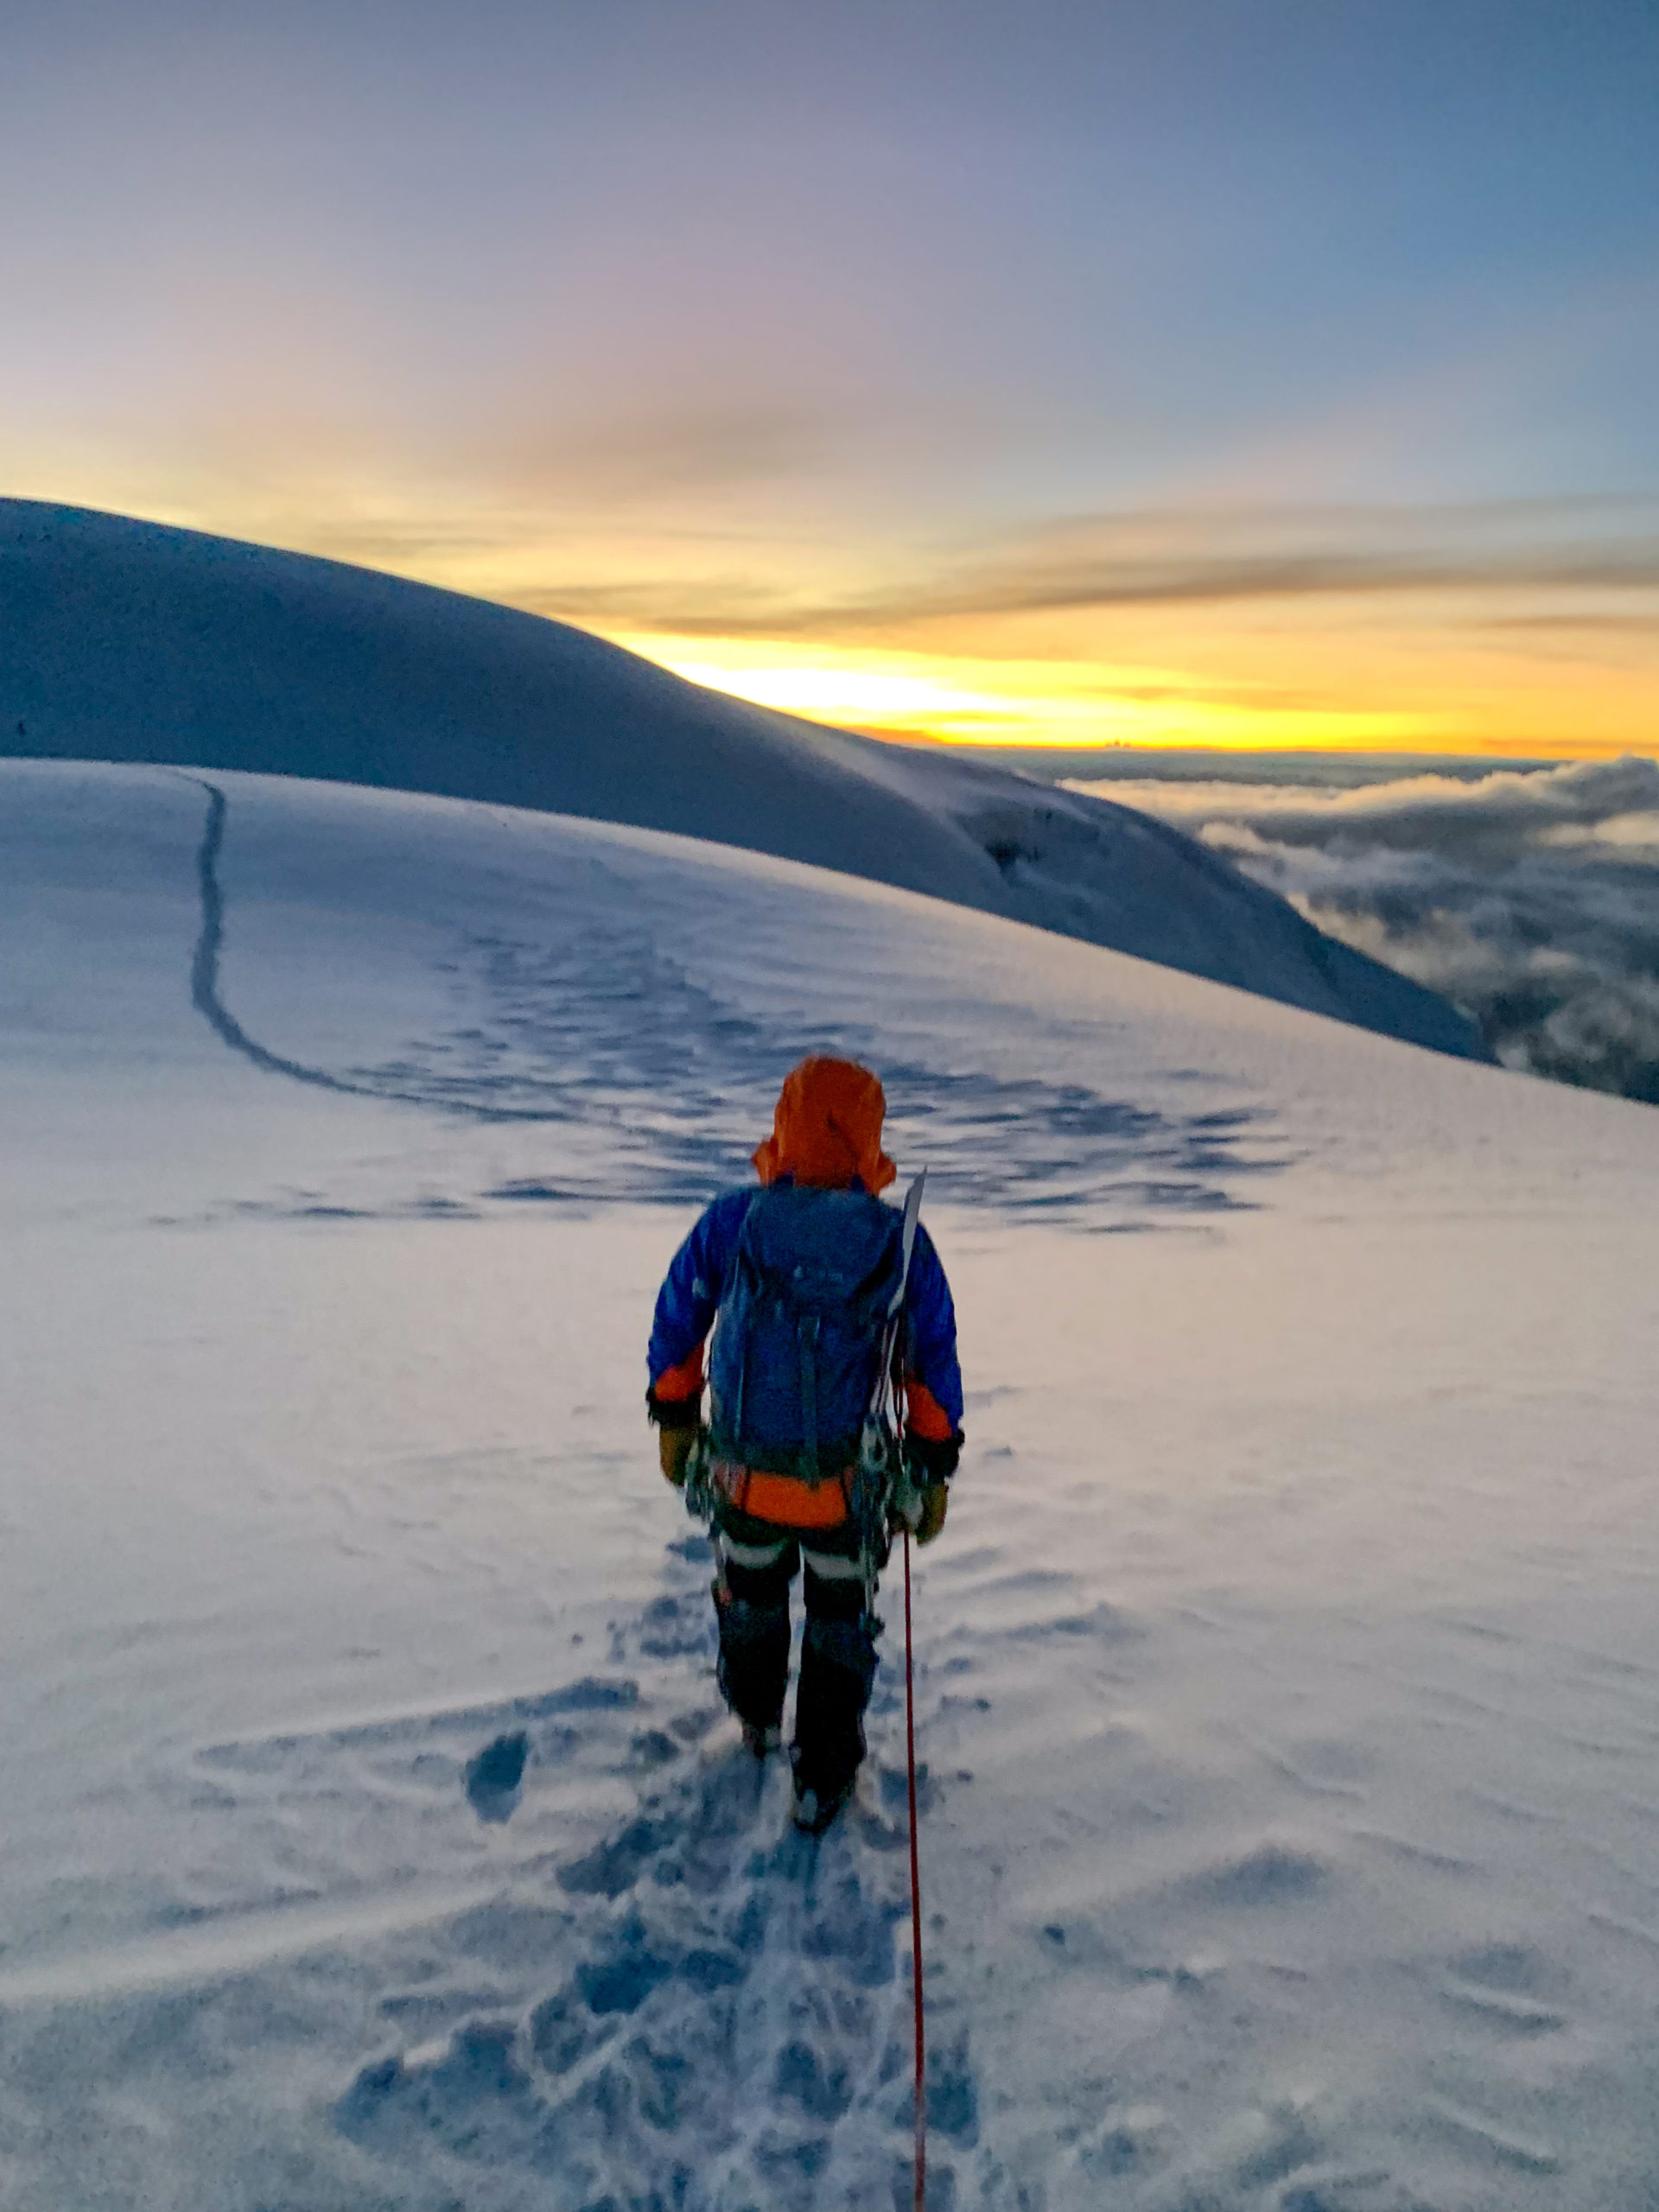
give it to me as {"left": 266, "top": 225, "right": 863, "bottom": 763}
{"left": 753, "top": 1056, "right": 897, "bottom": 1195}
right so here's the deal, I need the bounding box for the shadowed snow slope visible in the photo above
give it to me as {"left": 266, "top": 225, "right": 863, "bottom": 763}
{"left": 3, "top": 761, "right": 1657, "bottom": 2212}
{"left": 0, "top": 497, "right": 1486, "bottom": 1063}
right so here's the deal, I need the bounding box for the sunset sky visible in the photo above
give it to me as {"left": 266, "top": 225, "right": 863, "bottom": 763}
{"left": 6, "top": 2, "right": 1656, "bottom": 755}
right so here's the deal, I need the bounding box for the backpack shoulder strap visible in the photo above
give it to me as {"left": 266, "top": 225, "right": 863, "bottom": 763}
{"left": 867, "top": 1172, "right": 925, "bottom": 1440}
{"left": 890, "top": 1170, "right": 926, "bottom": 1320}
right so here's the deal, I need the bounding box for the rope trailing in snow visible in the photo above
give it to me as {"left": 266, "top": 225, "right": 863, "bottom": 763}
{"left": 904, "top": 1525, "right": 927, "bottom": 2209}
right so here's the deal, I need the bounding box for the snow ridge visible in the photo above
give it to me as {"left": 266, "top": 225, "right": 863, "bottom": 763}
{"left": 2, "top": 498, "right": 1488, "bottom": 1064}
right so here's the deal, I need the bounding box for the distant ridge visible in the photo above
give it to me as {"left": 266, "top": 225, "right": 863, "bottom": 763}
{"left": 1, "top": 499, "right": 1489, "bottom": 1063}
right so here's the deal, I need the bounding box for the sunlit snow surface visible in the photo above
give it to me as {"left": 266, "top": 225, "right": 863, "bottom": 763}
{"left": 3, "top": 760, "right": 1658, "bottom": 2212}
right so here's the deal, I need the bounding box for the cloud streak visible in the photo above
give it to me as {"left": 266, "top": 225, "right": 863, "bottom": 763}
{"left": 787, "top": 499, "right": 1659, "bottom": 633}
{"left": 486, "top": 496, "right": 1659, "bottom": 642}
{"left": 1068, "top": 755, "right": 1659, "bottom": 1107}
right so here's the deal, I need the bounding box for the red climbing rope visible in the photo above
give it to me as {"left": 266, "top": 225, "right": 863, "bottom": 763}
{"left": 903, "top": 1525, "right": 927, "bottom": 2210}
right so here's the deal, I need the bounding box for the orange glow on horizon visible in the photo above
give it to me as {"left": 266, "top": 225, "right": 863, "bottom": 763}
{"left": 8, "top": 449, "right": 1652, "bottom": 764}
{"left": 610, "top": 629, "right": 1658, "bottom": 760}
{"left": 626, "top": 638, "right": 1432, "bottom": 753}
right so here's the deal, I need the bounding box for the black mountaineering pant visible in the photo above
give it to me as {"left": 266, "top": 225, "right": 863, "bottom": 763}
{"left": 711, "top": 1502, "right": 879, "bottom": 1803}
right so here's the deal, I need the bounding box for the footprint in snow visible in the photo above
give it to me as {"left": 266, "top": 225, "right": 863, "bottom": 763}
{"left": 464, "top": 1729, "right": 527, "bottom": 1821}
{"left": 342, "top": 1551, "right": 992, "bottom": 2209}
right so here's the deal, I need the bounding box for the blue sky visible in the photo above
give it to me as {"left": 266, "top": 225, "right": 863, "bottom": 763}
{"left": 6, "top": 1, "right": 1656, "bottom": 748}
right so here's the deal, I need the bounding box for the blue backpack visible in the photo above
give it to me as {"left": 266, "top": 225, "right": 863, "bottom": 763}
{"left": 707, "top": 1185, "right": 906, "bottom": 1481}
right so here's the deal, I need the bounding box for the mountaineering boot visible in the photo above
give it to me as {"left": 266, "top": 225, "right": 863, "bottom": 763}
{"left": 791, "top": 1773, "right": 855, "bottom": 1835}
{"left": 714, "top": 1584, "right": 790, "bottom": 1741}
{"left": 791, "top": 1604, "right": 879, "bottom": 1815}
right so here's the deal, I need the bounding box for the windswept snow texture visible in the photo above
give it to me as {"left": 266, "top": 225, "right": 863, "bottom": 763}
{"left": 5, "top": 761, "right": 1659, "bottom": 2212}
{"left": 0, "top": 498, "right": 1487, "bottom": 1064}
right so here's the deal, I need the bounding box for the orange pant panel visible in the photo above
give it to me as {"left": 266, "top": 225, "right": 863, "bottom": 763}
{"left": 715, "top": 1464, "right": 851, "bottom": 1530}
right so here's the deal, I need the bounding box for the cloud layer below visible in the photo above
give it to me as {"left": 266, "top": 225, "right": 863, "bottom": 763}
{"left": 1069, "top": 755, "right": 1659, "bottom": 1107}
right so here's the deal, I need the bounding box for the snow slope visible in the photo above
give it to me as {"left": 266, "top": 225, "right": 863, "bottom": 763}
{"left": 0, "top": 499, "right": 1486, "bottom": 1063}
{"left": 3, "top": 759, "right": 1656, "bottom": 2212}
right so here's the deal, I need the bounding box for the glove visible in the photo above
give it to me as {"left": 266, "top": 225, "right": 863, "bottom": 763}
{"left": 647, "top": 1384, "right": 702, "bottom": 1490}
{"left": 914, "top": 1480, "right": 949, "bottom": 1547}
{"left": 658, "top": 1424, "right": 696, "bottom": 1489}
{"left": 904, "top": 1428, "right": 961, "bottom": 1484}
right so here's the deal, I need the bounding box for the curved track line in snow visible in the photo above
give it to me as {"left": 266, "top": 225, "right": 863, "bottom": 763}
{"left": 181, "top": 774, "right": 558, "bottom": 1124}
{"left": 172, "top": 770, "right": 1291, "bottom": 1224}
{"left": 188, "top": 777, "right": 378, "bottom": 1099}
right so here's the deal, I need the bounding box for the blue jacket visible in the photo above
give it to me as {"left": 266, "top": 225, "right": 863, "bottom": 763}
{"left": 647, "top": 1185, "right": 963, "bottom": 1433}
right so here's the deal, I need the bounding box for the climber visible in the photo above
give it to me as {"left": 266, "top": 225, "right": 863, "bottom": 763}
{"left": 645, "top": 1056, "right": 963, "bottom": 1833}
